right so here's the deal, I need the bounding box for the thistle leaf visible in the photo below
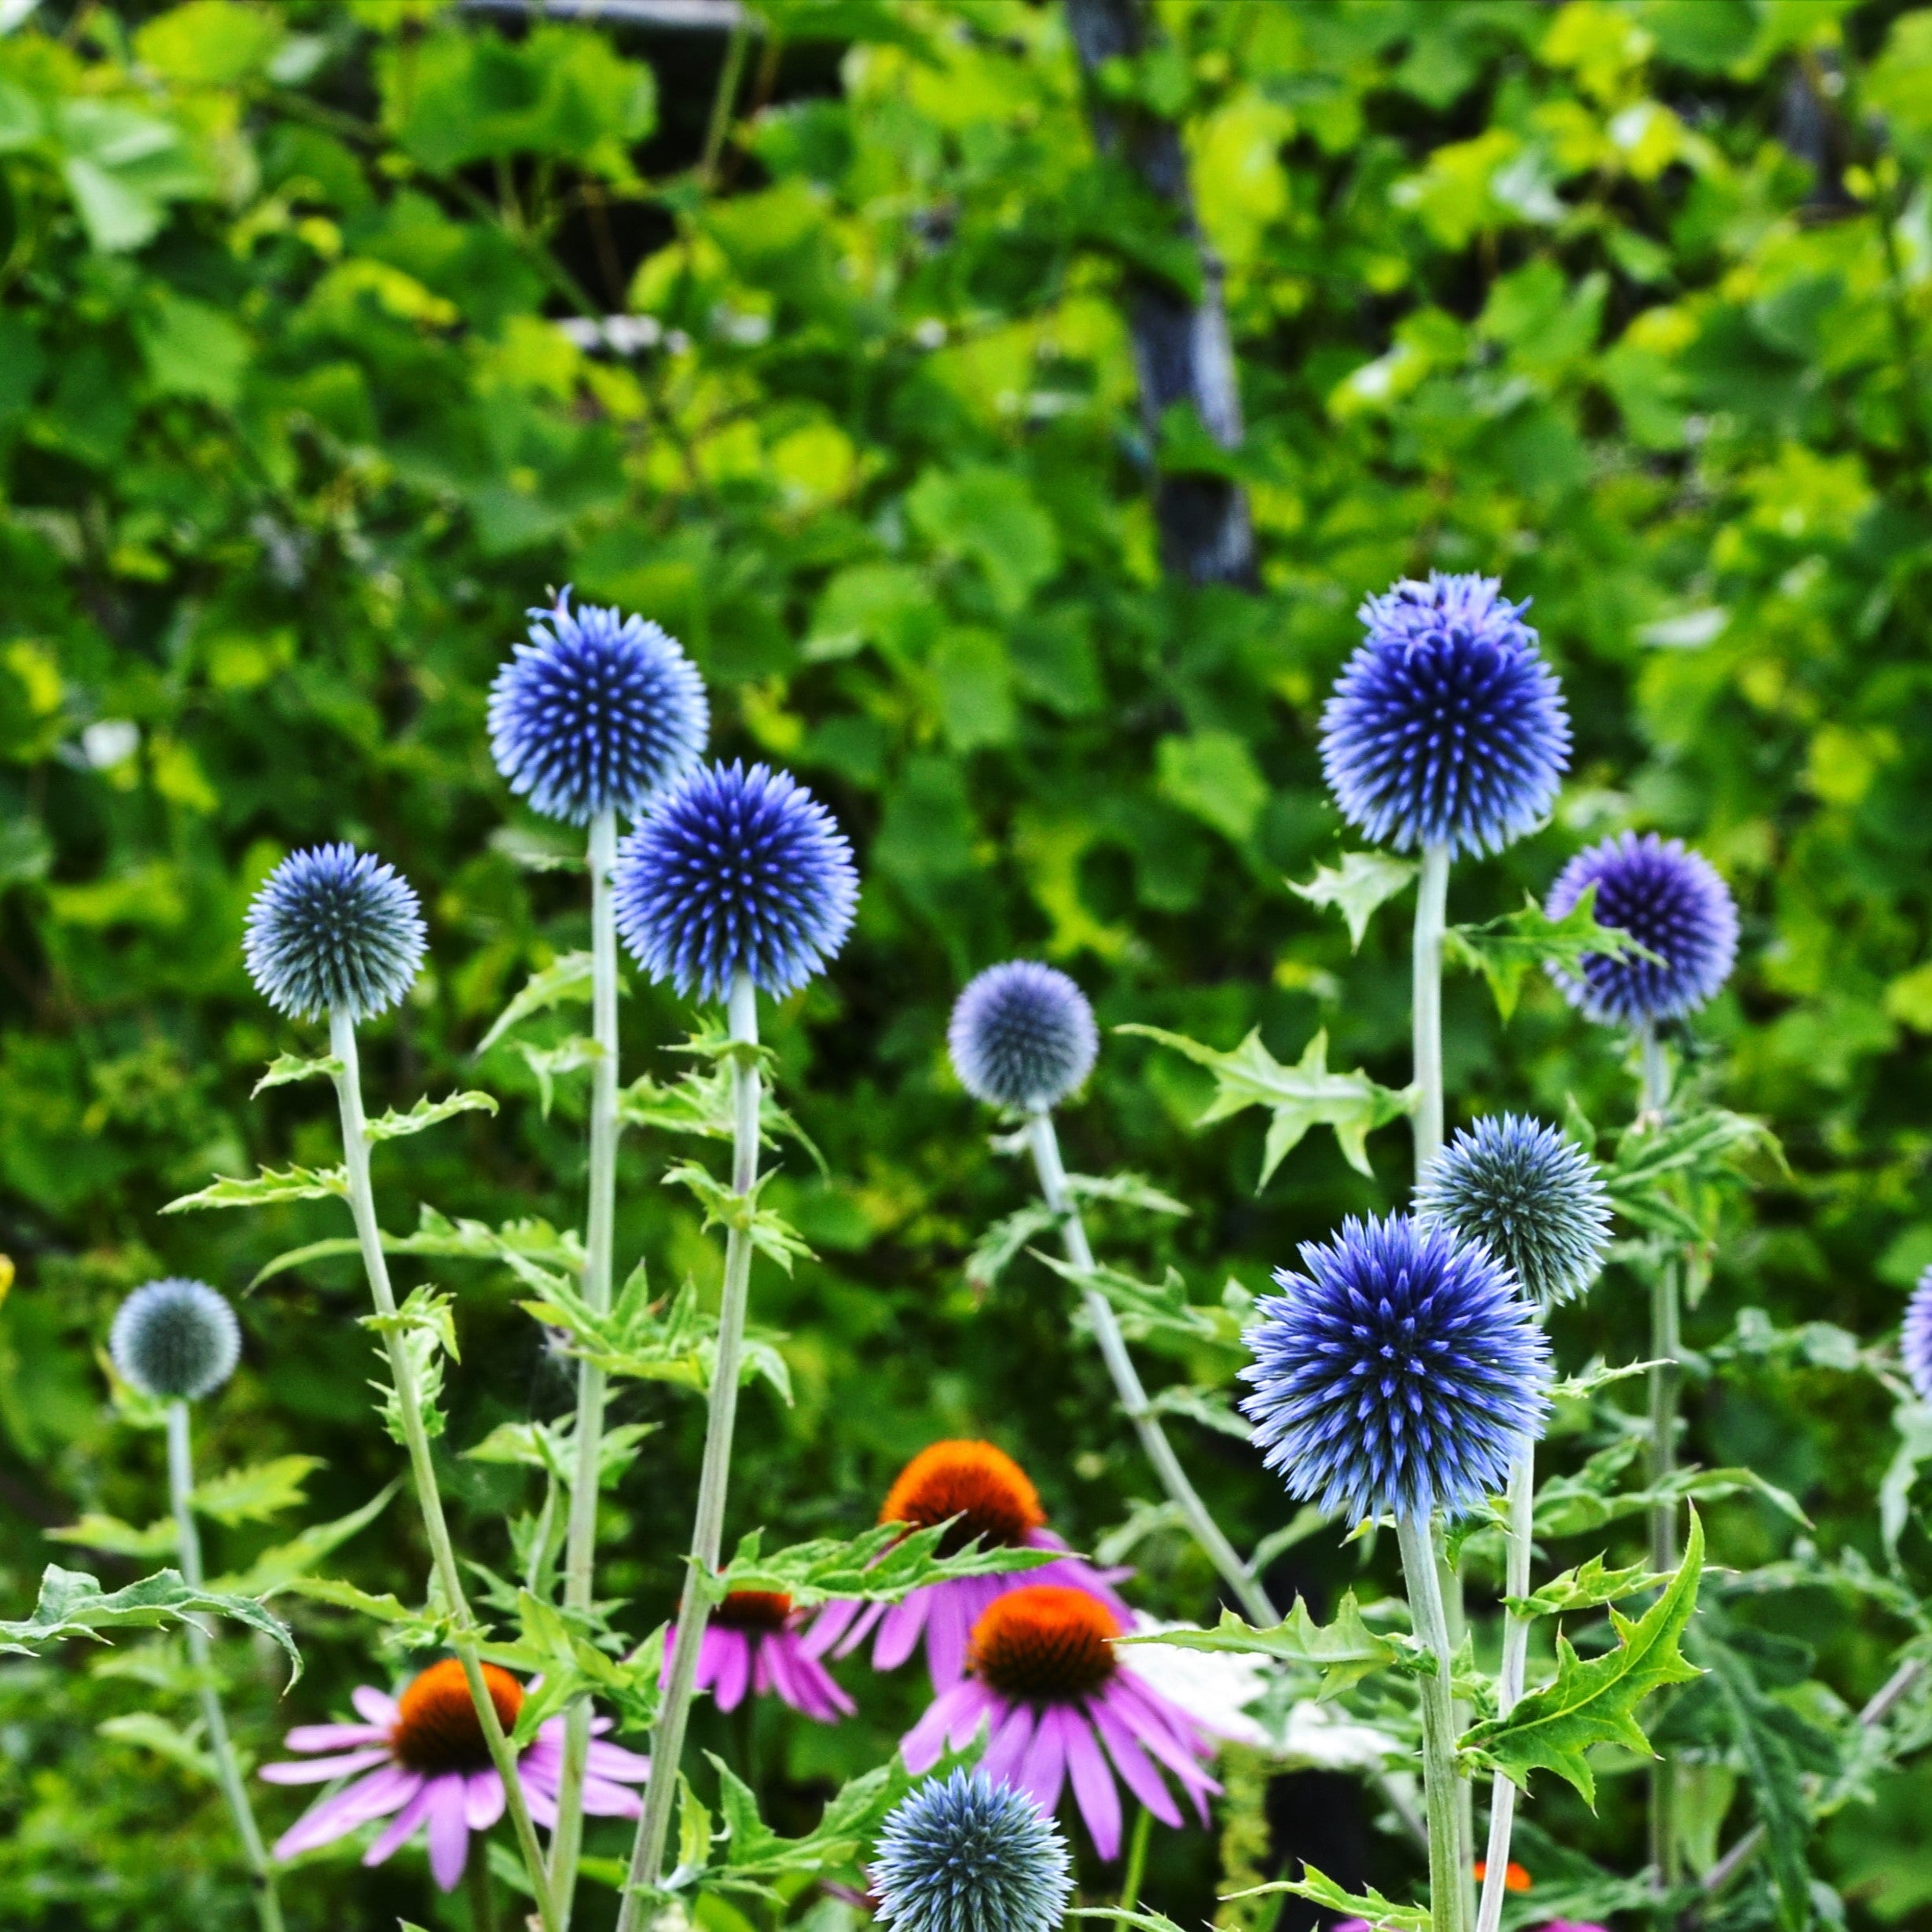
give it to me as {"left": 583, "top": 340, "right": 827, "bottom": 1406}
{"left": 252, "top": 1052, "right": 343, "bottom": 1096}
{"left": 46, "top": 1513, "right": 178, "bottom": 1560}
{"left": 1443, "top": 884, "right": 1658, "bottom": 1022}
{"left": 1508, "top": 1554, "right": 1670, "bottom": 1619}
{"left": 476, "top": 950, "right": 594, "bottom": 1055}
{"left": 1119, "top": 1594, "right": 1399, "bottom": 1700}
{"left": 1288, "top": 850, "right": 1417, "bottom": 950}
{"left": 1220, "top": 1863, "right": 1426, "bottom": 1932}
{"left": 713, "top": 1519, "right": 1057, "bottom": 1608}
{"left": 161, "top": 1164, "right": 347, "bottom": 1214}
{"left": 364, "top": 1090, "right": 498, "bottom": 1141}
{"left": 190, "top": 1454, "right": 325, "bottom": 1526}
{"left": 211, "top": 1482, "right": 399, "bottom": 1597}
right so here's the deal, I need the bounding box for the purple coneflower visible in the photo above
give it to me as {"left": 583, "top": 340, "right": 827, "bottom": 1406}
{"left": 900, "top": 1583, "right": 1217, "bottom": 1861}
{"left": 671, "top": 1590, "right": 854, "bottom": 1723}
{"left": 260, "top": 1659, "right": 648, "bottom": 1891}
{"left": 804, "top": 1440, "right": 1129, "bottom": 1688}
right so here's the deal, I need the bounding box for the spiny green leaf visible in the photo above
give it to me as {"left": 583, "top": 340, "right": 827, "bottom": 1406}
{"left": 212, "top": 1482, "right": 399, "bottom": 1597}
{"left": 161, "top": 1163, "right": 347, "bottom": 1214}
{"left": 364, "top": 1089, "right": 498, "bottom": 1141}
{"left": 249, "top": 1203, "right": 582, "bottom": 1292}
{"left": 1462, "top": 1509, "right": 1706, "bottom": 1805}
{"left": 519, "top": 1035, "right": 603, "bottom": 1118}
{"left": 1063, "top": 1170, "right": 1191, "bottom": 1218}
{"left": 1287, "top": 849, "right": 1417, "bottom": 950}
{"left": 46, "top": 1513, "right": 178, "bottom": 1560}
{"left": 190, "top": 1454, "right": 324, "bottom": 1526}
{"left": 713, "top": 1519, "right": 1057, "bottom": 1608}
{"left": 1443, "top": 884, "right": 1659, "bottom": 1022}
{"left": 252, "top": 1052, "right": 342, "bottom": 1096}
{"left": 1118, "top": 1023, "right": 1412, "bottom": 1185}
{"left": 1144, "top": 1383, "right": 1252, "bottom": 1441}
{"left": 1220, "top": 1863, "right": 1426, "bottom": 1932}
{"left": 1035, "top": 1250, "right": 1240, "bottom": 1352}
{"left": 1120, "top": 1594, "right": 1399, "bottom": 1699}
{"left": 663, "top": 1162, "right": 813, "bottom": 1275}
{"left": 1606, "top": 1106, "right": 1783, "bottom": 1239}
{"left": 1510, "top": 1554, "right": 1670, "bottom": 1619}
{"left": 278, "top": 1574, "right": 449, "bottom": 1644}
{"left": 476, "top": 949, "right": 594, "bottom": 1055}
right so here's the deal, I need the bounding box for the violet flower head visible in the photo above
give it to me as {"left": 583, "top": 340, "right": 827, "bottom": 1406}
{"left": 949, "top": 962, "right": 1098, "bottom": 1111}
{"left": 1545, "top": 831, "right": 1739, "bottom": 1027}
{"left": 1904, "top": 1266, "right": 1932, "bottom": 1407}
{"left": 243, "top": 844, "right": 426, "bottom": 1023}
{"left": 1320, "top": 571, "right": 1570, "bottom": 857}
{"left": 1416, "top": 1115, "right": 1612, "bottom": 1312}
{"left": 110, "top": 1279, "right": 241, "bottom": 1401}
{"left": 872, "top": 1770, "right": 1073, "bottom": 1932}
{"left": 1240, "top": 1214, "right": 1552, "bottom": 1523}
{"left": 489, "top": 590, "right": 707, "bottom": 825}
{"left": 613, "top": 761, "right": 858, "bottom": 1001}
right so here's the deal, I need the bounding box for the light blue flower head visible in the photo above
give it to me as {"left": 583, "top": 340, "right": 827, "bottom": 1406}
{"left": 1905, "top": 1268, "right": 1932, "bottom": 1407}
{"left": 949, "top": 962, "right": 1097, "bottom": 1111}
{"left": 1320, "top": 571, "right": 1570, "bottom": 857}
{"left": 1416, "top": 1115, "right": 1612, "bottom": 1312}
{"left": 111, "top": 1279, "right": 241, "bottom": 1401}
{"left": 1241, "top": 1214, "right": 1552, "bottom": 1522}
{"left": 489, "top": 590, "right": 708, "bottom": 825}
{"left": 612, "top": 761, "right": 858, "bottom": 1001}
{"left": 243, "top": 844, "right": 426, "bottom": 1023}
{"left": 872, "top": 1771, "right": 1072, "bottom": 1932}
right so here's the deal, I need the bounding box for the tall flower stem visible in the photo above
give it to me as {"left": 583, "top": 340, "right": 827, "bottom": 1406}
{"left": 617, "top": 972, "right": 762, "bottom": 1932}
{"left": 329, "top": 1012, "right": 561, "bottom": 1932}
{"left": 552, "top": 808, "right": 621, "bottom": 1924}
{"left": 1397, "top": 1510, "right": 1467, "bottom": 1932}
{"left": 1026, "top": 1107, "right": 1275, "bottom": 1627}
{"left": 1637, "top": 1020, "right": 1680, "bottom": 1883}
{"left": 1475, "top": 1446, "right": 1535, "bottom": 1932}
{"left": 1412, "top": 842, "right": 1452, "bottom": 1177}
{"left": 166, "top": 1401, "right": 285, "bottom": 1932}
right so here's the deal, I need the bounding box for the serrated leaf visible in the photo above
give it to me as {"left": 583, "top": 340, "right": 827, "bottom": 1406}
{"left": 278, "top": 1574, "right": 447, "bottom": 1642}
{"left": 714, "top": 1519, "right": 1057, "bottom": 1608}
{"left": 1220, "top": 1862, "right": 1427, "bottom": 1932}
{"left": 663, "top": 1162, "right": 813, "bottom": 1275}
{"left": 98, "top": 1710, "right": 219, "bottom": 1782}
{"left": 966, "top": 1203, "right": 1059, "bottom": 1292}
{"left": 191, "top": 1454, "right": 324, "bottom": 1526}
{"left": 1606, "top": 1106, "right": 1783, "bottom": 1240}
{"left": 1882, "top": 1401, "right": 1932, "bottom": 1560}
{"left": 1072, "top": 1911, "right": 1189, "bottom": 1932}
{"left": 1120, "top": 1594, "right": 1399, "bottom": 1699}
{"left": 211, "top": 1482, "right": 398, "bottom": 1597}
{"left": 1463, "top": 1510, "right": 1705, "bottom": 1805}
{"left": 1534, "top": 1454, "right": 1807, "bottom": 1539}
{"left": 702, "top": 1757, "right": 914, "bottom": 1887}
{"left": 476, "top": 950, "right": 594, "bottom": 1055}
{"left": 1063, "top": 1170, "right": 1191, "bottom": 1218}
{"left": 0, "top": 1566, "right": 301, "bottom": 1683}
{"left": 1443, "top": 884, "right": 1660, "bottom": 1022}
{"left": 1118, "top": 1023, "right": 1412, "bottom": 1186}
{"left": 364, "top": 1089, "right": 499, "bottom": 1142}
{"left": 161, "top": 1164, "right": 347, "bottom": 1214}
{"left": 250, "top": 1203, "right": 582, "bottom": 1292}
{"left": 463, "top": 1416, "right": 656, "bottom": 1492}
{"left": 1511, "top": 1554, "right": 1670, "bottom": 1618}
{"left": 252, "top": 1052, "right": 343, "bottom": 1096}
{"left": 619, "top": 1064, "right": 827, "bottom": 1174}
{"left": 1144, "top": 1383, "right": 1252, "bottom": 1441}
{"left": 520, "top": 1035, "right": 603, "bottom": 1118}
{"left": 46, "top": 1512, "right": 178, "bottom": 1559}
{"left": 1036, "top": 1250, "right": 1240, "bottom": 1353}
{"left": 1287, "top": 850, "right": 1418, "bottom": 950}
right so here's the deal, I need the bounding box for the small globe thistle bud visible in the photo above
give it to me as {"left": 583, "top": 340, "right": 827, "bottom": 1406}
{"left": 1904, "top": 1268, "right": 1932, "bottom": 1407}
{"left": 948, "top": 962, "right": 1098, "bottom": 1111}
{"left": 613, "top": 761, "right": 858, "bottom": 1001}
{"left": 1320, "top": 571, "right": 1570, "bottom": 858}
{"left": 1416, "top": 1115, "right": 1612, "bottom": 1312}
{"left": 244, "top": 844, "right": 427, "bottom": 1023}
{"left": 1241, "top": 1214, "right": 1552, "bottom": 1522}
{"left": 872, "top": 1770, "right": 1072, "bottom": 1932}
{"left": 110, "top": 1279, "right": 241, "bottom": 1401}
{"left": 489, "top": 591, "right": 708, "bottom": 825}
{"left": 1544, "top": 831, "right": 1739, "bottom": 1028}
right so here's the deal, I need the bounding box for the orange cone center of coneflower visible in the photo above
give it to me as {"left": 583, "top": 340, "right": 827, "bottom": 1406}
{"left": 880, "top": 1440, "right": 1046, "bottom": 1556}
{"left": 390, "top": 1658, "right": 524, "bottom": 1775}
{"left": 968, "top": 1584, "right": 1119, "bottom": 1702}
{"left": 713, "top": 1590, "right": 795, "bottom": 1632}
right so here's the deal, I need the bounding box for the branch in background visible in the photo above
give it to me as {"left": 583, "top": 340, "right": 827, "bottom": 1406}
{"left": 1063, "top": 0, "right": 1254, "bottom": 589}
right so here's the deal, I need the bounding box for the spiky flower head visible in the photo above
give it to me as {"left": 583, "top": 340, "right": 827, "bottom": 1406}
{"left": 949, "top": 962, "right": 1098, "bottom": 1112}
{"left": 872, "top": 1771, "right": 1072, "bottom": 1932}
{"left": 1416, "top": 1115, "right": 1612, "bottom": 1312}
{"left": 1240, "top": 1214, "right": 1552, "bottom": 1522}
{"left": 489, "top": 590, "right": 708, "bottom": 825}
{"left": 1320, "top": 571, "right": 1570, "bottom": 858}
{"left": 110, "top": 1279, "right": 241, "bottom": 1401}
{"left": 1544, "top": 831, "right": 1739, "bottom": 1027}
{"left": 613, "top": 761, "right": 858, "bottom": 1001}
{"left": 244, "top": 844, "right": 427, "bottom": 1023}
{"left": 1905, "top": 1268, "right": 1932, "bottom": 1407}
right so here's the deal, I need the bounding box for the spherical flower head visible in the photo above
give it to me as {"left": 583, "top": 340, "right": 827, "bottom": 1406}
{"left": 1416, "top": 1115, "right": 1612, "bottom": 1312}
{"left": 949, "top": 962, "right": 1098, "bottom": 1111}
{"left": 613, "top": 760, "right": 858, "bottom": 1001}
{"left": 1905, "top": 1268, "right": 1932, "bottom": 1407}
{"left": 1240, "top": 1214, "right": 1552, "bottom": 1522}
{"left": 244, "top": 843, "right": 426, "bottom": 1023}
{"left": 489, "top": 591, "right": 708, "bottom": 825}
{"left": 1544, "top": 831, "right": 1739, "bottom": 1028}
{"left": 872, "top": 1770, "right": 1072, "bottom": 1932}
{"left": 1320, "top": 571, "right": 1570, "bottom": 858}
{"left": 110, "top": 1279, "right": 241, "bottom": 1401}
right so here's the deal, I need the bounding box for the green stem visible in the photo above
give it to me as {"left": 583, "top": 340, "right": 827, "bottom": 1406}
{"left": 1119, "top": 1802, "right": 1152, "bottom": 1909}
{"left": 552, "top": 809, "right": 622, "bottom": 1926}
{"left": 616, "top": 972, "right": 762, "bottom": 1932}
{"left": 1026, "top": 1108, "right": 1276, "bottom": 1625}
{"left": 1412, "top": 842, "right": 1452, "bottom": 1179}
{"left": 329, "top": 1012, "right": 561, "bottom": 1932}
{"left": 167, "top": 1402, "right": 285, "bottom": 1932}
{"left": 1475, "top": 1446, "right": 1535, "bottom": 1932}
{"left": 698, "top": 15, "right": 752, "bottom": 189}
{"left": 1397, "top": 1511, "right": 1467, "bottom": 1932}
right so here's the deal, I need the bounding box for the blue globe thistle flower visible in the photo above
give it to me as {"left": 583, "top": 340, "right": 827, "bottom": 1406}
{"left": 872, "top": 1771, "right": 1072, "bottom": 1932}
{"left": 613, "top": 761, "right": 858, "bottom": 1001}
{"left": 1544, "top": 831, "right": 1739, "bottom": 1027}
{"left": 949, "top": 962, "right": 1098, "bottom": 1111}
{"left": 1416, "top": 1115, "right": 1612, "bottom": 1312}
{"left": 1240, "top": 1214, "right": 1552, "bottom": 1522}
{"left": 1904, "top": 1267, "right": 1932, "bottom": 1407}
{"left": 1320, "top": 572, "right": 1570, "bottom": 857}
{"left": 489, "top": 591, "right": 708, "bottom": 825}
{"left": 244, "top": 844, "right": 427, "bottom": 1023}
{"left": 111, "top": 1279, "right": 241, "bottom": 1401}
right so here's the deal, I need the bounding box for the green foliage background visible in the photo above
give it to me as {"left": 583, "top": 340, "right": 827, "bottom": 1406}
{"left": 4, "top": 0, "right": 1932, "bottom": 1924}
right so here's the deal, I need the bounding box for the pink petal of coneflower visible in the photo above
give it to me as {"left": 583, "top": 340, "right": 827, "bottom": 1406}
{"left": 351, "top": 1686, "right": 399, "bottom": 1726}
{"left": 978, "top": 1699, "right": 1037, "bottom": 1788}
{"left": 274, "top": 1765, "right": 420, "bottom": 1860}
{"left": 363, "top": 1776, "right": 439, "bottom": 1871}
{"left": 1067, "top": 1713, "right": 1123, "bottom": 1858}
{"left": 283, "top": 1721, "right": 388, "bottom": 1752}
{"left": 1086, "top": 1696, "right": 1182, "bottom": 1827}
{"left": 426, "top": 1776, "right": 472, "bottom": 1891}
{"left": 260, "top": 1747, "right": 392, "bottom": 1786}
